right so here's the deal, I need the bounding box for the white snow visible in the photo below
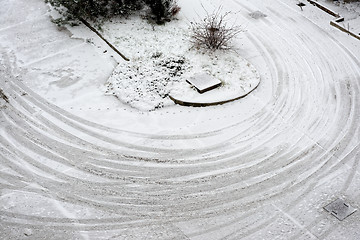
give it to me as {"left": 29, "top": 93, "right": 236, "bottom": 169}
{"left": 1, "top": 0, "right": 360, "bottom": 239}
{"left": 98, "top": 14, "right": 259, "bottom": 110}
{"left": 186, "top": 73, "right": 221, "bottom": 93}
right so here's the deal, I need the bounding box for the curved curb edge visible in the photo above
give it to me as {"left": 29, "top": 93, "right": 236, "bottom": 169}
{"left": 169, "top": 80, "right": 260, "bottom": 107}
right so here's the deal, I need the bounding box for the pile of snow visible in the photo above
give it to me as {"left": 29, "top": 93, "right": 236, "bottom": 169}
{"left": 105, "top": 54, "right": 188, "bottom": 111}
{"left": 102, "top": 15, "right": 260, "bottom": 111}
{"left": 169, "top": 50, "right": 260, "bottom": 104}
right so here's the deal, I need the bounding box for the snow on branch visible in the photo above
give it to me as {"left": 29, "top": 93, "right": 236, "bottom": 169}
{"left": 190, "top": 7, "right": 244, "bottom": 50}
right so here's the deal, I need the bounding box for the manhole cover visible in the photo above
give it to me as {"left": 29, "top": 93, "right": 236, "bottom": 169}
{"left": 324, "top": 198, "right": 357, "bottom": 221}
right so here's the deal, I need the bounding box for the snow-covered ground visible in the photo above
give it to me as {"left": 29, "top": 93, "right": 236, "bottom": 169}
{"left": 1, "top": 0, "right": 360, "bottom": 239}
{"left": 98, "top": 12, "right": 260, "bottom": 110}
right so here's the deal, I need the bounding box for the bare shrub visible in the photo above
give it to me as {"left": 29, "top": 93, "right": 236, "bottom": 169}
{"left": 190, "top": 8, "right": 244, "bottom": 50}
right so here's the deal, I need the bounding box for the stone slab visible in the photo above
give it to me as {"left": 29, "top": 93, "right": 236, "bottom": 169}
{"left": 186, "top": 73, "right": 222, "bottom": 94}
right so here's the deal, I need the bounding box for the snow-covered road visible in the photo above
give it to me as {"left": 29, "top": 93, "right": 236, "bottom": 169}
{"left": 1, "top": 0, "right": 360, "bottom": 239}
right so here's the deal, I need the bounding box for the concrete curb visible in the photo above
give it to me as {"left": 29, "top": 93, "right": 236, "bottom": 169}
{"left": 307, "top": 0, "right": 360, "bottom": 41}
{"left": 169, "top": 81, "right": 259, "bottom": 107}
{"left": 330, "top": 21, "right": 360, "bottom": 41}
{"left": 307, "top": 0, "right": 340, "bottom": 17}
{"left": 80, "top": 18, "right": 130, "bottom": 61}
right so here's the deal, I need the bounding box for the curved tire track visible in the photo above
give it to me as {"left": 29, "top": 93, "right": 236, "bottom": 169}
{"left": 1, "top": 0, "right": 360, "bottom": 238}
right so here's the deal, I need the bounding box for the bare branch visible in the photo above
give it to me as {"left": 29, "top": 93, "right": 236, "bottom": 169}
{"left": 190, "top": 7, "right": 244, "bottom": 50}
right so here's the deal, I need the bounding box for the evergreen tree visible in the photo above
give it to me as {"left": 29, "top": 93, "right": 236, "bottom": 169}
{"left": 145, "top": 0, "right": 180, "bottom": 24}
{"left": 45, "top": 0, "right": 144, "bottom": 26}
{"left": 45, "top": 0, "right": 179, "bottom": 26}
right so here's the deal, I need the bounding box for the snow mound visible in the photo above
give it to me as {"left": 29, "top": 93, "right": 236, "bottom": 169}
{"left": 170, "top": 50, "right": 260, "bottom": 106}
{"left": 103, "top": 16, "right": 260, "bottom": 111}
{"left": 105, "top": 54, "right": 189, "bottom": 111}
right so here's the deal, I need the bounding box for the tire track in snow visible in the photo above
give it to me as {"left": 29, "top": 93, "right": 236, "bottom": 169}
{"left": 1, "top": 0, "right": 360, "bottom": 238}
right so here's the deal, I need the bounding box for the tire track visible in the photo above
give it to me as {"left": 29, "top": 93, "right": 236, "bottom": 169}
{"left": 1, "top": 0, "right": 360, "bottom": 238}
